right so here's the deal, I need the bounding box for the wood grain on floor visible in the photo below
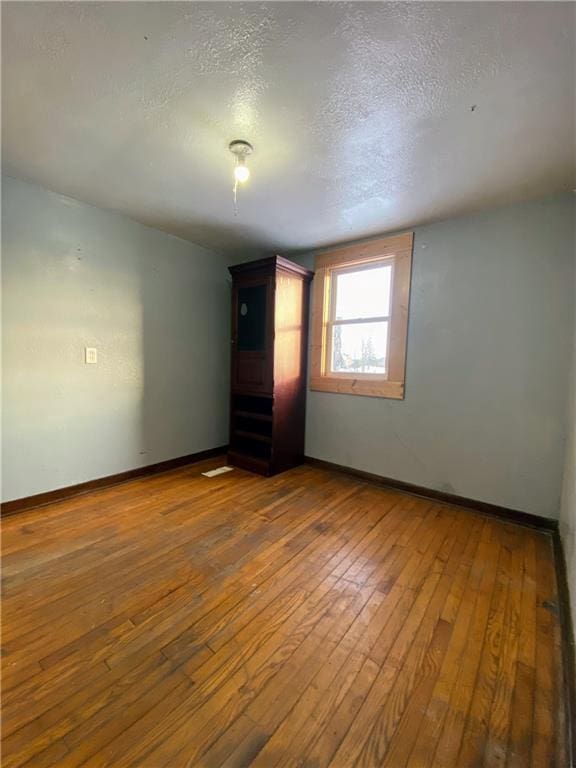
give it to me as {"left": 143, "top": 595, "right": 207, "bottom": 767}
{"left": 1, "top": 458, "right": 568, "bottom": 767}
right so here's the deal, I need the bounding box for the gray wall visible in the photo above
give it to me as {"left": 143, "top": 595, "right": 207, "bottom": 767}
{"left": 295, "top": 195, "right": 575, "bottom": 519}
{"left": 560, "top": 240, "right": 576, "bottom": 637}
{"left": 2, "top": 175, "right": 231, "bottom": 502}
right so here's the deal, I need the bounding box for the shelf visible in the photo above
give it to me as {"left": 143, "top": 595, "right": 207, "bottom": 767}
{"left": 233, "top": 429, "right": 272, "bottom": 444}
{"left": 228, "top": 451, "right": 271, "bottom": 475}
{"left": 231, "top": 393, "right": 273, "bottom": 417}
{"left": 233, "top": 410, "right": 273, "bottom": 422}
{"left": 229, "top": 435, "right": 272, "bottom": 460}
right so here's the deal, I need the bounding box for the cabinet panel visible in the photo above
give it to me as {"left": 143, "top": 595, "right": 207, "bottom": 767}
{"left": 231, "top": 276, "right": 274, "bottom": 393}
{"left": 236, "top": 357, "right": 267, "bottom": 389}
{"left": 236, "top": 284, "right": 267, "bottom": 351}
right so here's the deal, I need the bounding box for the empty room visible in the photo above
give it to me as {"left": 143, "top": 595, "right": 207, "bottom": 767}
{"left": 1, "top": 2, "right": 575, "bottom": 766}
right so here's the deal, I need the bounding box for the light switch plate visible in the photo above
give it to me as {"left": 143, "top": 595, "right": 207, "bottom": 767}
{"left": 85, "top": 347, "right": 98, "bottom": 364}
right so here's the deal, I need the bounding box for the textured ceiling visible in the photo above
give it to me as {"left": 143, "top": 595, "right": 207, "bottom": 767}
{"left": 2, "top": 2, "right": 575, "bottom": 256}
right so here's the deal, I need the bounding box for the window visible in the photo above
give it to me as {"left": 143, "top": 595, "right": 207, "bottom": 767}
{"left": 310, "top": 232, "right": 413, "bottom": 399}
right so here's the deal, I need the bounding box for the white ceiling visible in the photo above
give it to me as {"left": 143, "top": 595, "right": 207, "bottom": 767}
{"left": 2, "top": 2, "right": 575, "bottom": 257}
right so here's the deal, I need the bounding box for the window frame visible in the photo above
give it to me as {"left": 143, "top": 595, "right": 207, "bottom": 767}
{"left": 310, "top": 232, "right": 414, "bottom": 399}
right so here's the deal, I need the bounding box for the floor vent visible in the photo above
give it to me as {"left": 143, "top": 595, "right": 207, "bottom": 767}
{"left": 201, "top": 466, "right": 235, "bottom": 478}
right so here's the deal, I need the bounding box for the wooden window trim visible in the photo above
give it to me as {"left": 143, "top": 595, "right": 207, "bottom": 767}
{"left": 310, "top": 232, "right": 414, "bottom": 399}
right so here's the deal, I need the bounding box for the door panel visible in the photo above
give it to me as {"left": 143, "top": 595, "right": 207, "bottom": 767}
{"left": 237, "top": 358, "right": 267, "bottom": 388}
{"left": 237, "top": 284, "right": 267, "bottom": 351}
{"left": 231, "top": 276, "right": 274, "bottom": 393}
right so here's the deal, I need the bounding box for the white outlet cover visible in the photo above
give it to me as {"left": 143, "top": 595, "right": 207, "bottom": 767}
{"left": 85, "top": 347, "right": 98, "bottom": 364}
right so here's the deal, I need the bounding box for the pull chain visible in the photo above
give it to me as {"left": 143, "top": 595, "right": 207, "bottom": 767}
{"left": 233, "top": 178, "right": 239, "bottom": 217}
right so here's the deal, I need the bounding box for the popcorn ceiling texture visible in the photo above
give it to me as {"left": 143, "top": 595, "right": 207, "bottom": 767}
{"left": 2, "top": 2, "right": 574, "bottom": 255}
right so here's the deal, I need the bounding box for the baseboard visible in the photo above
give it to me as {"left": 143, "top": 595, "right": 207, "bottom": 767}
{"left": 553, "top": 531, "right": 576, "bottom": 767}
{"left": 1, "top": 446, "right": 229, "bottom": 516}
{"left": 305, "top": 456, "right": 559, "bottom": 532}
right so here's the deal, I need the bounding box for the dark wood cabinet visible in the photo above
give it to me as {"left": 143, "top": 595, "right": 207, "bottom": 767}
{"left": 228, "top": 256, "right": 313, "bottom": 476}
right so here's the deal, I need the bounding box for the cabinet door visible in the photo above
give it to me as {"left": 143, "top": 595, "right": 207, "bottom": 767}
{"left": 231, "top": 277, "right": 274, "bottom": 393}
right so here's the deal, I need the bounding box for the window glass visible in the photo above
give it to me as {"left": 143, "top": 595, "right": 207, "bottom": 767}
{"left": 331, "top": 321, "right": 388, "bottom": 374}
{"left": 334, "top": 263, "right": 392, "bottom": 320}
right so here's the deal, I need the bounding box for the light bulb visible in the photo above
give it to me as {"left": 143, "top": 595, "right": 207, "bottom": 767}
{"left": 234, "top": 163, "right": 250, "bottom": 184}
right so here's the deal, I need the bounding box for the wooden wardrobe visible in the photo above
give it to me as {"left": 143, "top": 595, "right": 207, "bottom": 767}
{"left": 228, "top": 256, "right": 313, "bottom": 476}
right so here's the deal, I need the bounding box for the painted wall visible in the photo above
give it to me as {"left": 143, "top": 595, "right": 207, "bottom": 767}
{"left": 294, "top": 195, "right": 575, "bottom": 519}
{"left": 2, "top": 175, "right": 231, "bottom": 502}
{"left": 560, "top": 241, "right": 576, "bottom": 637}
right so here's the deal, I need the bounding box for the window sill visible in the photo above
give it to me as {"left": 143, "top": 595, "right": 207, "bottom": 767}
{"left": 309, "top": 376, "right": 404, "bottom": 399}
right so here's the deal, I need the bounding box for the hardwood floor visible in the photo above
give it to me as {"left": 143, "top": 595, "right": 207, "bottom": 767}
{"left": 1, "top": 457, "right": 568, "bottom": 767}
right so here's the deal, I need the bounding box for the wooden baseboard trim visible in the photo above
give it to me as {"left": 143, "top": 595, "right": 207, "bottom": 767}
{"left": 304, "top": 456, "right": 559, "bottom": 533}
{"left": 1, "top": 446, "right": 229, "bottom": 516}
{"left": 552, "top": 531, "right": 576, "bottom": 767}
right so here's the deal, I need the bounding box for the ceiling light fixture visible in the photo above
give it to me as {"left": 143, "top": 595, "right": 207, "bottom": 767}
{"left": 229, "top": 139, "right": 253, "bottom": 215}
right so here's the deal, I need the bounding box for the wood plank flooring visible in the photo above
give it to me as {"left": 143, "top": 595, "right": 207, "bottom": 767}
{"left": 1, "top": 457, "right": 568, "bottom": 767}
